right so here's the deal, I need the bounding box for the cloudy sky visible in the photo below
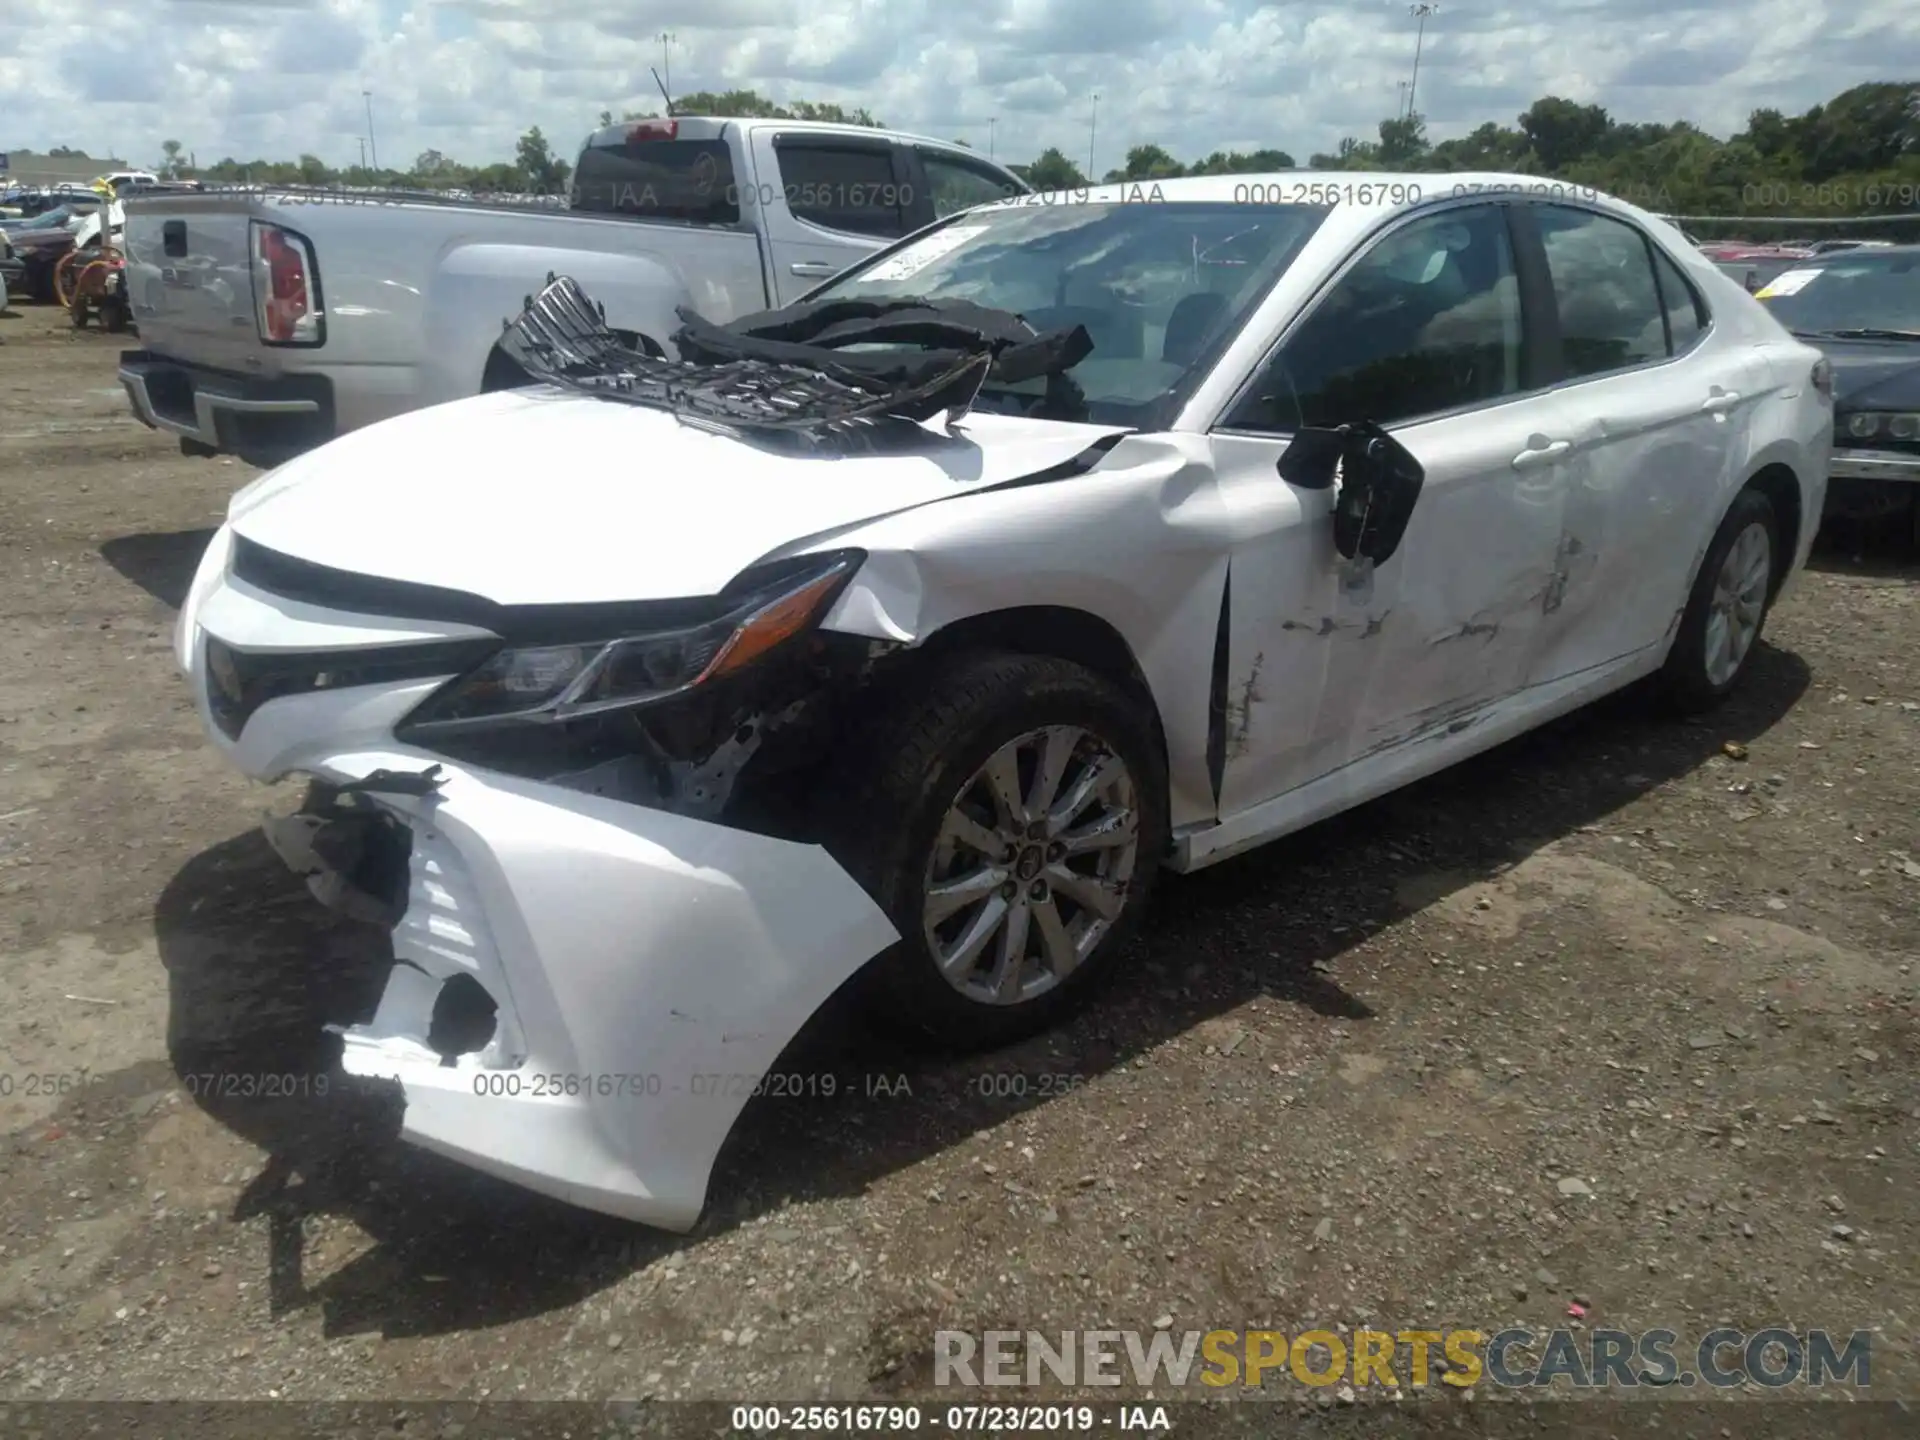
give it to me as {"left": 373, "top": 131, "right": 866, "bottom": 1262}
{"left": 2, "top": 0, "right": 1910, "bottom": 174}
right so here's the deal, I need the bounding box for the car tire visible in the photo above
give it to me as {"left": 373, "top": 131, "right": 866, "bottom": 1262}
{"left": 827, "top": 650, "right": 1168, "bottom": 1053}
{"left": 1658, "top": 486, "right": 1780, "bottom": 714}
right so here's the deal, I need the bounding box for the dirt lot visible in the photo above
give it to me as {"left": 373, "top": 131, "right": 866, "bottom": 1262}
{"left": 0, "top": 295, "right": 1916, "bottom": 1422}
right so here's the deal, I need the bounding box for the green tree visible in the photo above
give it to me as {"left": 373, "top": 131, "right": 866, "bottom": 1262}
{"left": 1187, "top": 148, "right": 1297, "bottom": 175}
{"left": 1103, "top": 143, "right": 1187, "bottom": 183}
{"left": 1015, "top": 147, "right": 1088, "bottom": 190}
{"left": 625, "top": 90, "right": 883, "bottom": 128}
{"left": 1376, "top": 113, "right": 1430, "bottom": 166}
{"left": 1517, "top": 97, "right": 1614, "bottom": 173}
{"left": 515, "top": 125, "right": 570, "bottom": 193}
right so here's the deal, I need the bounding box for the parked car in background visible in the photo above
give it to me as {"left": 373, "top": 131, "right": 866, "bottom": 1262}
{"left": 1806, "top": 238, "right": 1895, "bottom": 255}
{"left": 0, "top": 231, "right": 21, "bottom": 297}
{"left": 0, "top": 187, "right": 100, "bottom": 221}
{"left": 172, "top": 172, "right": 1831, "bottom": 1228}
{"left": 5, "top": 203, "right": 92, "bottom": 301}
{"left": 1752, "top": 244, "right": 1920, "bottom": 544}
{"left": 116, "top": 117, "right": 1032, "bottom": 466}
{"left": 1715, "top": 254, "right": 1804, "bottom": 294}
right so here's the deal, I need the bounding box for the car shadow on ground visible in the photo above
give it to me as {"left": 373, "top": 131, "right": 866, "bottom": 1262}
{"left": 99, "top": 528, "right": 218, "bottom": 610}
{"left": 135, "top": 628, "right": 1812, "bottom": 1342}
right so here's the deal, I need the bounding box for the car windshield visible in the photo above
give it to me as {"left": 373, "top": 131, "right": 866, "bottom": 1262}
{"left": 807, "top": 200, "right": 1332, "bottom": 427}
{"left": 1755, "top": 251, "right": 1920, "bottom": 336}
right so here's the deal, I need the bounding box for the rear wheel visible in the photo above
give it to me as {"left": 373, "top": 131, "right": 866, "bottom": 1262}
{"left": 1659, "top": 486, "right": 1779, "bottom": 713}
{"left": 828, "top": 651, "right": 1167, "bottom": 1051}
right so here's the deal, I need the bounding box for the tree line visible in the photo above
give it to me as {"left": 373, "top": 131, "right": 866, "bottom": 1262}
{"left": 126, "top": 80, "right": 1916, "bottom": 235}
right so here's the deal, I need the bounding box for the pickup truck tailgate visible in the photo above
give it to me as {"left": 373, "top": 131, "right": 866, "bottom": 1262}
{"left": 123, "top": 194, "right": 265, "bottom": 368}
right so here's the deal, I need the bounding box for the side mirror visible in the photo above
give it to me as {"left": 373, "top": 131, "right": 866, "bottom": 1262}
{"left": 1276, "top": 421, "right": 1425, "bottom": 566}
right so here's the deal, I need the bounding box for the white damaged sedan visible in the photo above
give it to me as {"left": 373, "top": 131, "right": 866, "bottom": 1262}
{"left": 177, "top": 172, "right": 1832, "bottom": 1228}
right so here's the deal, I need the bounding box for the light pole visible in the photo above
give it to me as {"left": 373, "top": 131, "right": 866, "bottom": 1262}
{"left": 363, "top": 90, "right": 378, "bottom": 170}
{"left": 659, "top": 32, "right": 675, "bottom": 97}
{"left": 988, "top": 116, "right": 996, "bottom": 160}
{"left": 357, "top": 136, "right": 367, "bottom": 170}
{"left": 1088, "top": 92, "right": 1098, "bottom": 183}
{"left": 1406, "top": 4, "right": 1437, "bottom": 120}
{"left": 1398, "top": 81, "right": 1409, "bottom": 121}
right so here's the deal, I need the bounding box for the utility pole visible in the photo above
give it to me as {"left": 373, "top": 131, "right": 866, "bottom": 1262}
{"left": 363, "top": 90, "right": 378, "bottom": 170}
{"left": 1088, "top": 92, "right": 1099, "bottom": 182}
{"left": 1406, "top": 4, "right": 1437, "bottom": 120}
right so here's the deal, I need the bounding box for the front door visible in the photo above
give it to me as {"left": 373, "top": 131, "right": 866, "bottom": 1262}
{"left": 1210, "top": 201, "right": 1575, "bottom": 816}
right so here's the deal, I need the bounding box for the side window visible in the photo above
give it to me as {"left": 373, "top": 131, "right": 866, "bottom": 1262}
{"left": 1226, "top": 203, "right": 1523, "bottom": 432}
{"left": 919, "top": 149, "right": 1018, "bottom": 218}
{"left": 1535, "top": 206, "right": 1667, "bottom": 377}
{"left": 775, "top": 142, "right": 906, "bottom": 239}
{"left": 1652, "top": 246, "right": 1707, "bottom": 353}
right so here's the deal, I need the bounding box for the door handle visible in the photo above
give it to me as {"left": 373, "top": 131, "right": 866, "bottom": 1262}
{"left": 789, "top": 261, "right": 836, "bottom": 277}
{"left": 1510, "top": 439, "right": 1571, "bottom": 470}
{"left": 1701, "top": 388, "right": 1743, "bottom": 414}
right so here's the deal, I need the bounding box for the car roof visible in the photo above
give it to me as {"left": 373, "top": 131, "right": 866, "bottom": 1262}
{"left": 1016, "top": 170, "right": 1677, "bottom": 221}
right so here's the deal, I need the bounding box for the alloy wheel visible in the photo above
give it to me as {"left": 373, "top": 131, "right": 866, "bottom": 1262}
{"left": 921, "top": 725, "right": 1140, "bottom": 1006}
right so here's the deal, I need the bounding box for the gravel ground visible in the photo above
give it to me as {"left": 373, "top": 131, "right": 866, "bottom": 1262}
{"left": 0, "top": 295, "right": 1916, "bottom": 1424}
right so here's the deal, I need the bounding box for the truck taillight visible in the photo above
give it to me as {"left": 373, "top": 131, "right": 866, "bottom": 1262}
{"left": 249, "top": 220, "right": 321, "bottom": 345}
{"left": 626, "top": 119, "right": 678, "bottom": 141}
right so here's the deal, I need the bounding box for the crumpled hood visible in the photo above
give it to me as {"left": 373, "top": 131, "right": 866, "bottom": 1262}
{"left": 229, "top": 389, "right": 1130, "bottom": 605}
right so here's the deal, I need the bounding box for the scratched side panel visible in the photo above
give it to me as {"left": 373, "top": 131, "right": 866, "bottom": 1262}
{"left": 1211, "top": 397, "right": 1574, "bottom": 819}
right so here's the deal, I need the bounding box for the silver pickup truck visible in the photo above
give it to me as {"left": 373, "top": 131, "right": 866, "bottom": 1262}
{"left": 116, "top": 117, "right": 1030, "bottom": 466}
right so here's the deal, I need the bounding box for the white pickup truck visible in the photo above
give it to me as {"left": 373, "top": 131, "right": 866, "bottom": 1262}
{"left": 116, "top": 117, "right": 1030, "bottom": 466}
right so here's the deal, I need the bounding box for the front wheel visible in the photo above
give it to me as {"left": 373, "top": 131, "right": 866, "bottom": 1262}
{"left": 829, "top": 652, "right": 1168, "bottom": 1052}
{"left": 1658, "top": 486, "right": 1780, "bottom": 713}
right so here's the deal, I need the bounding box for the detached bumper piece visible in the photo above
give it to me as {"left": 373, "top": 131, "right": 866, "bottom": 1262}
{"left": 273, "top": 751, "right": 899, "bottom": 1230}
{"left": 119, "top": 350, "right": 334, "bottom": 466}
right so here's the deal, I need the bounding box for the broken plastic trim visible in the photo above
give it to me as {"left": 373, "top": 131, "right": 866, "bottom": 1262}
{"left": 497, "top": 275, "right": 1093, "bottom": 439}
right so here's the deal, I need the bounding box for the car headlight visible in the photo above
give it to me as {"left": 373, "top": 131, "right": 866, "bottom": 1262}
{"left": 1841, "top": 411, "right": 1920, "bottom": 442}
{"left": 400, "top": 549, "right": 862, "bottom": 731}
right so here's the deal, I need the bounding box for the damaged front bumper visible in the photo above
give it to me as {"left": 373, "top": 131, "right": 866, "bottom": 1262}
{"left": 180, "top": 540, "right": 900, "bottom": 1230}
{"left": 261, "top": 756, "right": 897, "bottom": 1230}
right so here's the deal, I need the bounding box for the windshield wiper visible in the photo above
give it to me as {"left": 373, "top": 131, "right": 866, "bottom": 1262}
{"left": 1804, "top": 327, "right": 1920, "bottom": 342}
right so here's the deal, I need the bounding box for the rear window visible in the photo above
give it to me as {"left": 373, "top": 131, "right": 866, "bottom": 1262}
{"left": 571, "top": 138, "right": 739, "bottom": 225}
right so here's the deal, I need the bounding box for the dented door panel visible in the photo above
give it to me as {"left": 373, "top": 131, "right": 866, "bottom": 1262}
{"left": 1213, "top": 395, "right": 1573, "bottom": 817}
{"left": 1529, "top": 352, "right": 1761, "bottom": 683}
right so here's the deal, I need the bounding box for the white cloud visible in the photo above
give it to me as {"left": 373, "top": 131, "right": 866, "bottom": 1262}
{"left": 1, "top": 0, "right": 1908, "bottom": 174}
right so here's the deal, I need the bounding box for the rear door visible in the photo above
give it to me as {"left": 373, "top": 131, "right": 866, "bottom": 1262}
{"left": 749, "top": 132, "right": 916, "bottom": 304}
{"left": 900, "top": 144, "right": 1028, "bottom": 227}
{"left": 1517, "top": 203, "right": 1757, "bottom": 682}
